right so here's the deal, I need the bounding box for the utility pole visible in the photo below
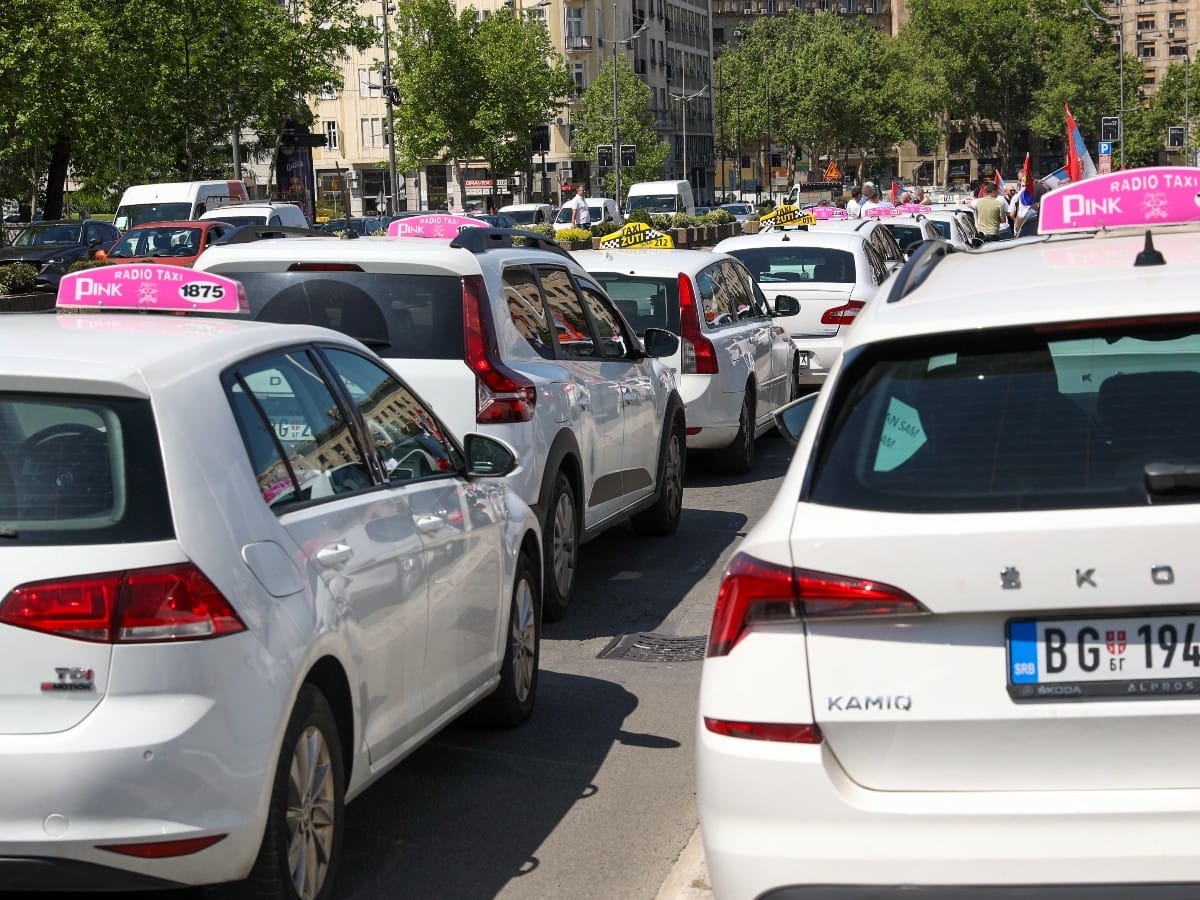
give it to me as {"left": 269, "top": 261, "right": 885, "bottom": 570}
{"left": 1083, "top": 0, "right": 1124, "bottom": 169}
{"left": 381, "top": 0, "right": 401, "bottom": 215}
{"left": 608, "top": 2, "right": 648, "bottom": 207}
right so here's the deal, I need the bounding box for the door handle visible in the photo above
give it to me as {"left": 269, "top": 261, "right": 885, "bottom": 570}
{"left": 415, "top": 514, "right": 445, "bottom": 535}
{"left": 316, "top": 543, "right": 353, "bottom": 567}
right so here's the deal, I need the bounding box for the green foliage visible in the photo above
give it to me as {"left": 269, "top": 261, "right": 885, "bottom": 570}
{"left": 67, "top": 259, "right": 115, "bottom": 273}
{"left": 524, "top": 223, "right": 556, "bottom": 238}
{"left": 625, "top": 208, "right": 652, "bottom": 225}
{"left": 0, "top": 263, "right": 37, "bottom": 294}
{"left": 650, "top": 214, "right": 673, "bottom": 231}
{"left": 671, "top": 213, "right": 697, "bottom": 228}
{"left": 556, "top": 227, "right": 592, "bottom": 242}
{"left": 706, "top": 209, "right": 735, "bottom": 225}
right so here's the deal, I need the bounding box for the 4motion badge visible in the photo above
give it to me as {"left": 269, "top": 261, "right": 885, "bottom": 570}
{"left": 41, "top": 667, "right": 95, "bottom": 692}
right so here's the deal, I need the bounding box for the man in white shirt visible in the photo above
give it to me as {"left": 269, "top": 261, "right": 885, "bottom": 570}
{"left": 568, "top": 185, "right": 591, "bottom": 228}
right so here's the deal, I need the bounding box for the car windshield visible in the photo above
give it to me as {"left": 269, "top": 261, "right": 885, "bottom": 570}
{"left": 726, "top": 247, "right": 856, "bottom": 284}
{"left": 626, "top": 194, "right": 679, "bottom": 214}
{"left": 13, "top": 223, "right": 82, "bottom": 247}
{"left": 587, "top": 273, "right": 681, "bottom": 336}
{"left": 108, "top": 226, "right": 202, "bottom": 258}
{"left": 555, "top": 207, "right": 573, "bottom": 224}
{"left": 114, "top": 203, "right": 192, "bottom": 230}
{"left": 211, "top": 215, "right": 267, "bottom": 226}
{"left": 503, "top": 209, "right": 539, "bottom": 224}
{"left": 720, "top": 204, "right": 752, "bottom": 216}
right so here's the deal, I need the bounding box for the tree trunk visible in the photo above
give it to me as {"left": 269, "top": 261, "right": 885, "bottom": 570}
{"left": 43, "top": 134, "right": 72, "bottom": 220}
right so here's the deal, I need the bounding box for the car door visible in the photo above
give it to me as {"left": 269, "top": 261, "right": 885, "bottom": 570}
{"left": 575, "top": 276, "right": 659, "bottom": 507}
{"left": 318, "top": 346, "right": 507, "bottom": 732}
{"left": 537, "top": 266, "right": 628, "bottom": 524}
{"left": 226, "top": 345, "right": 429, "bottom": 764}
{"left": 729, "top": 260, "right": 792, "bottom": 413}
{"left": 721, "top": 259, "right": 786, "bottom": 417}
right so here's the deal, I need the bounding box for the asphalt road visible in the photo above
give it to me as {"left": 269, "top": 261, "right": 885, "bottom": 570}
{"left": 33, "top": 431, "right": 794, "bottom": 900}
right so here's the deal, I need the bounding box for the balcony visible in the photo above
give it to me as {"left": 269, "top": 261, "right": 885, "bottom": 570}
{"left": 565, "top": 34, "right": 592, "bottom": 51}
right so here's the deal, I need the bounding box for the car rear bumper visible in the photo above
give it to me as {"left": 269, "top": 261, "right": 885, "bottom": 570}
{"left": 790, "top": 337, "right": 843, "bottom": 386}
{"left": 698, "top": 721, "right": 1200, "bottom": 900}
{"left": 679, "top": 376, "right": 743, "bottom": 450}
{"left": 0, "top": 855, "right": 185, "bottom": 892}
{"left": 757, "top": 885, "right": 1200, "bottom": 900}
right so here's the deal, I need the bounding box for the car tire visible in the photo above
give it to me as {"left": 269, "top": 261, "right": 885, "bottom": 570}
{"left": 469, "top": 551, "right": 540, "bottom": 727}
{"left": 714, "top": 391, "right": 755, "bottom": 474}
{"left": 235, "top": 685, "right": 345, "bottom": 900}
{"left": 632, "top": 415, "right": 685, "bottom": 537}
{"left": 542, "top": 471, "right": 577, "bottom": 622}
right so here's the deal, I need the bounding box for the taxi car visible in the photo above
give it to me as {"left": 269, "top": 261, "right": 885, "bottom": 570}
{"left": 714, "top": 224, "right": 893, "bottom": 388}
{"left": 575, "top": 237, "right": 801, "bottom": 473}
{"left": 698, "top": 168, "right": 1200, "bottom": 899}
{"left": 97, "top": 219, "right": 235, "bottom": 267}
{"left": 195, "top": 216, "right": 685, "bottom": 622}
{"left": 877, "top": 212, "right": 942, "bottom": 254}
{"left": 0, "top": 267, "right": 542, "bottom": 896}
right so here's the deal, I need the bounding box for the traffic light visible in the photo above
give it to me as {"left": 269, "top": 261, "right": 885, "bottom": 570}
{"left": 597, "top": 144, "right": 614, "bottom": 167}
{"left": 1101, "top": 116, "right": 1120, "bottom": 143}
{"left": 620, "top": 144, "right": 637, "bottom": 167}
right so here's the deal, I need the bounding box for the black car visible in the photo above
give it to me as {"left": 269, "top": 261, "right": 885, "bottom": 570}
{"left": 0, "top": 219, "right": 122, "bottom": 291}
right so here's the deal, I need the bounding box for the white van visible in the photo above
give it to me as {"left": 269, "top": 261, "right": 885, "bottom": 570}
{"left": 498, "top": 203, "right": 555, "bottom": 226}
{"left": 113, "top": 180, "right": 249, "bottom": 231}
{"left": 552, "top": 198, "right": 620, "bottom": 232}
{"left": 625, "top": 180, "right": 695, "bottom": 217}
{"left": 198, "top": 201, "right": 309, "bottom": 229}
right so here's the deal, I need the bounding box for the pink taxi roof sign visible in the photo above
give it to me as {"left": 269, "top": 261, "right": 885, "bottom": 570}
{"left": 387, "top": 213, "right": 489, "bottom": 238}
{"left": 809, "top": 206, "right": 848, "bottom": 219}
{"left": 57, "top": 266, "right": 248, "bottom": 313}
{"left": 863, "top": 206, "right": 900, "bottom": 218}
{"left": 1039, "top": 166, "right": 1200, "bottom": 234}
{"left": 894, "top": 204, "right": 932, "bottom": 214}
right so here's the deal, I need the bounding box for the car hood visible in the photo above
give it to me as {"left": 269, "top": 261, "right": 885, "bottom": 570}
{"left": 0, "top": 245, "right": 79, "bottom": 263}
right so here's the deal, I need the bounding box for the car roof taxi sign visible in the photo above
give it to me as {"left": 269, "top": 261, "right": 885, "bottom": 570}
{"left": 1038, "top": 166, "right": 1200, "bottom": 234}
{"left": 57, "top": 266, "right": 248, "bottom": 313}
{"left": 760, "top": 204, "right": 816, "bottom": 229}
{"left": 599, "top": 221, "right": 674, "bottom": 249}
{"left": 387, "top": 213, "right": 489, "bottom": 238}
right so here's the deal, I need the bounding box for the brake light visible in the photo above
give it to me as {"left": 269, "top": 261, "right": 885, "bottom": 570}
{"left": 462, "top": 274, "right": 537, "bottom": 424}
{"left": 286, "top": 263, "right": 364, "bottom": 271}
{"left": 703, "top": 718, "right": 823, "bottom": 743}
{"left": 678, "top": 273, "right": 719, "bottom": 375}
{"left": 99, "top": 835, "right": 226, "bottom": 858}
{"left": 820, "top": 300, "right": 865, "bottom": 326}
{"left": 0, "top": 564, "right": 246, "bottom": 643}
{"left": 706, "top": 553, "right": 924, "bottom": 657}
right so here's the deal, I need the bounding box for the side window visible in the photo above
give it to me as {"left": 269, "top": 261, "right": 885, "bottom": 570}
{"left": 269, "top": 214, "right": 281, "bottom": 226}
{"left": 538, "top": 266, "right": 596, "bottom": 358}
{"left": 322, "top": 347, "right": 459, "bottom": 481}
{"left": 228, "top": 348, "right": 373, "bottom": 508}
{"left": 864, "top": 244, "right": 888, "bottom": 286}
{"left": 699, "top": 264, "right": 737, "bottom": 327}
{"left": 577, "top": 281, "right": 630, "bottom": 359}
{"left": 504, "top": 266, "right": 555, "bottom": 360}
{"left": 721, "top": 261, "right": 758, "bottom": 320}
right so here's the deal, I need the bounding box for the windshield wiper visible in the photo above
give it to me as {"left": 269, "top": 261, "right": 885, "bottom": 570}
{"left": 1145, "top": 462, "right": 1200, "bottom": 494}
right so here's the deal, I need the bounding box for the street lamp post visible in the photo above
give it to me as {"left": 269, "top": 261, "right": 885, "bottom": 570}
{"left": 669, "top": 69, "right": 708, "bottom": 191}
{"left": 1084, "top": 0, "right": 1124, "bottom": 169}
{"left": 381, "top": 0, "right": 401, "bottom": 215}
{"left": 607, "top": 2, "right": 648, "bottom": 207}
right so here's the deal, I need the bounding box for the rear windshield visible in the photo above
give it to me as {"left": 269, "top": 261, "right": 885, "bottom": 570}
{"left": 726, "top": 247, "right": 855, "bottom": 285}
{"left": 884, "top": 223, "right": 925, "bottom": 251}
{"left": 927, "top": 220, "right": 952, "bottom": 239}
{"left": 809, "top": 321, "right": 1200, "bottom": 512}
{"left": 587, "top": 273, "right": 681, "bottom": 335}
{"left": 232, "top": 271, "right": 465, "bottom": 360}
{"left": 0, "top": 394, "right": 172, "bottom": 544}
{"left": 114, "top": 203, "right": 192, "bottom": 230}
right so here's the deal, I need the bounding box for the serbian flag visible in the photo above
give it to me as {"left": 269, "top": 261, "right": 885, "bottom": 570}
{"left": 994, "top": 169, "right": 1004, "bottom": 191}
{"left": 1018, "top": 152, "right": 1033, "bottom": 206}
{"left": 889, "top": 180, "right": 901, "bottom": 205}
{"left": 1065, "top": 104, "right": 1098, "bottom": 182}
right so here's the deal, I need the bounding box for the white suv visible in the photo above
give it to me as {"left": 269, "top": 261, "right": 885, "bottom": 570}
{"left": 196, "top": 224, "right": 685, "bottom": 620}
{"left": 699, "top": 167, "right": 1200, "bottom": 899}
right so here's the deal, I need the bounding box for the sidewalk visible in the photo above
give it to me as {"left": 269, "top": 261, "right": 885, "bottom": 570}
{"left": 654, "top": 826, "right": 712, "bottom": 900}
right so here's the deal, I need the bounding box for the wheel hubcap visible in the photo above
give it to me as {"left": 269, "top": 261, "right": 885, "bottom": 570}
{"left": 286, "top": 725, "right": 336, "bottom": 900}
{"left": 663, "top": 434, "right": 682, "bottom": 516}
{"left": 552, "top": 489, "right": 576, "bottom": 596}
{"left": 740, "top": 403, "right": 753, "bottom": 463}
{"left": 511, "top": 577, "right": 537, "bottom": 702}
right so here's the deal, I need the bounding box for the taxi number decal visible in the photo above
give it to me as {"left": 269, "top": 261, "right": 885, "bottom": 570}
{"left": 179, "top": 282, "right": 226, "bottom": 302}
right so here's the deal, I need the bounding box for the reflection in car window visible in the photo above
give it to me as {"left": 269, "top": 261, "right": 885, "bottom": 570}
{"left": 504, "top": 266, "right": 555, "bottom": 360}
{"left": 588, "top": 273, "right": 681, "bottom": 336}
{"left": 229, "top": 349, "right": 371, "bottom": 508}
{"left": 539, "top": 267, "right": 596, "bottom": 359}
{"left": 322, "top": 348, "right": 459, "bottom": 481}
{"left": 577, "top": 282, "right": 628, "bottom": 359}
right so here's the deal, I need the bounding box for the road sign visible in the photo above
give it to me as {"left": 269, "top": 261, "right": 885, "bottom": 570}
{"left": 824, "top": 161, "right": 842, "bottom": 181}
{"left": 1168, "top": 126, "right": 1186, "bottom": 149}
{"left": 1101, "top": 117, "right": 1120, "bottom": 143}
{"left": 1098, "top": 141, "right": 1112, "bottom": 157}
{"left": 597, "top": 144, "right": 613, "bottom": 168}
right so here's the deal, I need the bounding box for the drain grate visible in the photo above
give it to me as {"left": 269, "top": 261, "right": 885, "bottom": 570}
{"left": 599, "top": 632, "right": 708, "bottom": 662}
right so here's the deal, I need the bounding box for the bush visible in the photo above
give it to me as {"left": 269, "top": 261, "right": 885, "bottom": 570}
{"left": 626, "top": 208, "right": 652, "bottom": 225}
{"left": 556, "top": 227, "right": 592, "bottom": 242}
{"left": 590, "top": 221, "right": 621, "bottom": 237}
{"left": 671, "top": 213, "right": 697, "bottom": 228}
{"left": 706, "top": 209, "right": 735, "bottom": 225}
{"left": 758, "top": 200, "right": 776, "bottom": 213}
{"left": 0, "top": 263, "right": 37, "bottom": 294}
{"left": 526, "top": 223, "right": 556, "bottom": 238}
{"left": 650, "top": 214, "right": 673, "bottom": 231}
{"left": 67, "top": 258, "right": 115, "bottom": 273}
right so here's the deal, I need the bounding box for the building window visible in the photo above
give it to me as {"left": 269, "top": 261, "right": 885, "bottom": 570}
{"left": 567, "top": 7, "right": 583, "bottom": 36}
{"left": 323, "top": 121, "right": 340, "bottom": 152}
{"left": 1137, "top": 15, "right": 1155, "bottom": 31}
{"left": 572, "top": 63, "right": 585, "bottom": 92}
{"left": 1139, "top": 41, "right": 1156, "bottom": 58}
{"left": 358, "top": 68, "right": 379, "bottom": 98}
{"left": 947, "top": 131, "right": 967, "bottom": 154}
{"left": 319, "top": 82, "right": 339, "bottom": 101}
{"left": 1170, "top": 43, "right": 1188, "bottom": 56}
{"left": 360, "top": 117, "right": 386, "bottom": 148}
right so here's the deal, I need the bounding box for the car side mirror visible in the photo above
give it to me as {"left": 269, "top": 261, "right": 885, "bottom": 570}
{"left": 773, "top": 392, "right": 820, "bottom": 447}
{"left": 642, "top": 327, "right": 679, "bottom": 359}
{"left": 463, "top": 433, "right": 518, "bottom": 478}
{"left": 92, "top": 249, "right": 108, "bottom": 261}
{"left": 772, "top": 295, "right": 800, "bottom": 317}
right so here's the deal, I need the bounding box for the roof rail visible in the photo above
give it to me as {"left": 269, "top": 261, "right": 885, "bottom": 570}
{"left": 220, "top": 225, "right": 326, "bottom": 244}
{"left": 885, "top": 238, "right": 954, "bottom": 303}
{"left": 450, "top": 226, "right": 573, "bottom": 262}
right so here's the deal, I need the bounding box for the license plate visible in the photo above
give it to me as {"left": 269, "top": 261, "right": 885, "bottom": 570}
{"left": 796, "top": 351, "right": 812, "bottom": 370}
{"left": 1007, "top": 614, "right": 1200, "bottom": 701}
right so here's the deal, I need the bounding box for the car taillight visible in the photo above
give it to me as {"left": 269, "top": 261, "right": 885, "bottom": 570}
{"left": 703, "top": 718, "right": 823, "bottom": 744}
{"left": 462, "top": 274, "right": 537, "bottom": 424}
{"left": 819, "top": 300, "right": 865, "bottom": 326}
{"left": 0, "top": 564, "right": 246, "bottom": 644}
{"left": 678, "top": 273, "right": 719, "bottom": 375}
{"left": 100, "top": 835, "right": 226, "bottom": 858}
{"left": 706, "top": 553, "right": 925, "bottom": 657}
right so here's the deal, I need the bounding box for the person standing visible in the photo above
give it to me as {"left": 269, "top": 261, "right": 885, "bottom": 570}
{"left": 975, "top": 181, "right": 1005, "bottom": 241}
{"left": 846, "top": 186, "right": 864, "bottom": 218}
{"left": 568, "top": 184, "right": 591, "bottom": 228}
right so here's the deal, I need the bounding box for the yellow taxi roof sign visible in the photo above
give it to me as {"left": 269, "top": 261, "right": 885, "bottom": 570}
{"left": 598, "top": 221, "right": 674, "bottom": 249}
{"left": 760, "top": 204, "right": 816, "bottom": 229}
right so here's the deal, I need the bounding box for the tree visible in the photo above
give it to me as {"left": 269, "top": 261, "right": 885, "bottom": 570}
{"left": 571, "top": 55, "right": 668, "bottom": 202}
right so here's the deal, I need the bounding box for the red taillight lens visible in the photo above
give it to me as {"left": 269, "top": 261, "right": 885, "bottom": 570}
{"left": 0, "top": 564, "right": 246, "bottom": 643}
{"left": 820, "top": 300, "right": 865, "bottom": 326}
{"left": 99, "top": 834, "right": 226, "bottom": 858}
{"left": 703, "top": 718, "right": 823, "bottom": 744}
{"left": 678, "top": 273, "right": 719, "bottom": 375}
{"left": 706, "top": 553, "right": 924, "bottom": 657}
{"left": 462, "top": 274, "right": 537, "bottom": 424}
{"left": 286, "top": 263, "right": 364, "bottom": 271}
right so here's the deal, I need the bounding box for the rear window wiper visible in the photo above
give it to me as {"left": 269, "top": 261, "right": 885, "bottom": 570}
{"left": 1145, "top": 462, "right": 1200, "bottom": 494}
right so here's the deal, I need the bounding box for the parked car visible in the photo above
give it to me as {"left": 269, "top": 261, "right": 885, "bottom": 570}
{"left": 97, "top": 220, "right": 235, "bottom": 267}
{"left": 717, "top": 202, "right": 754, "bottom": 224}
{"left": 575, "top": 247, "right": 801, "bottom": 472}
{"left": 198, "top": 201, "right": 309, "bottom": 229}
{"left": 699, "top": 167, "right": 1200, "bottom": 900}
{"left": 498, "top": 203, "right": 556, "bottom": 226}
{"left": 0, "top": 219, "right": 121, "bottom": 291}
{"left": 0, "top": 264, "right": 542, "bottom": 897}
{"left": 195, "top": 220, "right": 685, "bottom": 621}
{"left": 315, "top": 216, "right": 386, "bottom": 236}
{"left": 805, "top": 214, "right": 908, "bottom": 273}
{"left": 879, "top": 213, "right": 943, "bottom": 254}
{"left": 553, "top": 199, "right": 621, "bottom": 232}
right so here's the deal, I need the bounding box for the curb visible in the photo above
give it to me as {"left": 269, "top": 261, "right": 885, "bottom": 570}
{"left": 654, "top": 826, "right": 712, "bottom": 900}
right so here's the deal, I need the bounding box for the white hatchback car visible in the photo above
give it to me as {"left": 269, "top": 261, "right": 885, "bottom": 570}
{"left": 879, "top": 213, "right": 943, "bottom": 255}
{"left": 1, "top": 267, "right": 542, "bottom": 897}
{"left": 925, "top": 206, "right": 982, "bottom": 249}
{"left": 713, "top": 228, "right": 894, "bottom": 388}
{"left": 575, "top": 248, "right": 802, "bottom": 472}
{"left": 196, "top": 221, "right": 685, "bottom": 621}
{"left": 699, "top": 167, "right": 1200, "bottom": 899}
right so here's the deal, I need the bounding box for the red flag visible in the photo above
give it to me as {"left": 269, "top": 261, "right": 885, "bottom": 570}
{"left": 1065, "top": 103, "right": 1082, "bottom": 182}
{"left": 1019, "top": 152, "right": 1033, "bottom": 206}
{"left": 994, "top": 169, "right": 1004, "bottom": 191}
{"left": 889, "top": 181, "right": 901, "bottom": 205}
